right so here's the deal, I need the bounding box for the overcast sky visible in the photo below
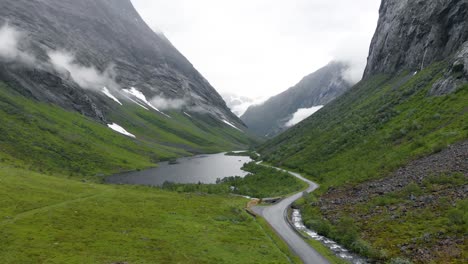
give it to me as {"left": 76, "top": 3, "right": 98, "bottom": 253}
{"left": 131, "top": 0, "right": 381, "bottom": 98}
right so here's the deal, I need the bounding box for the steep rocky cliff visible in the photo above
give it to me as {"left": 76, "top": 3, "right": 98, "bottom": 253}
{"left": 0, "top": 0, "right": 242, "bottom": 127}
{"left": 241, "top": 62, "right": 352, "bottom": 137}
{"left": 364, "top": 0, "right": 468, "bottom": 78}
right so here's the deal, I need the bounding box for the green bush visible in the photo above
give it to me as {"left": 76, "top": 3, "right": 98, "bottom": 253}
{"left": 162, "top": 162, "right": 307, "bottom": 198}
{"left": 388, "top": 257, "right": 413, "bottom": 264}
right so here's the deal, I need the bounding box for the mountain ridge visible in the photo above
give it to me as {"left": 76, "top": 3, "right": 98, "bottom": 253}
{"left": 241, "top": 61, "right": 352, "bottom": 137}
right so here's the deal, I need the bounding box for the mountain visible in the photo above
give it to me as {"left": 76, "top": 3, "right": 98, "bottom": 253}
{"left": 0, "top": 0, "right": 241, "bottom": 124}
{"left": 258, "top": 0, "right": 467, "bottom": 262}
{"left": 241, "top": 62, "right": 352, "bottom": 137}
{"left": 364, "top": 0, "right": 468, "bottom": 79}
{"left": 0, "top": 0, "right": 254, "bottom": 176}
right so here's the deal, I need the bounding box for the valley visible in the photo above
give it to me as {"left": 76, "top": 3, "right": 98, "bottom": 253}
{"left": 0, "top": 0, "right": 467, "bottom": 263}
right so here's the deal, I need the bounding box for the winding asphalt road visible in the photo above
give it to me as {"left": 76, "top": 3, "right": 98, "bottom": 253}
{"left": 252, "top": 168, "right": 330, "bottom": 264}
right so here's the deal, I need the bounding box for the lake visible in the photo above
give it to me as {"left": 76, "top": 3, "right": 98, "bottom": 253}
{"left": 106, "top": 152, "right": 252, "bottom": 186}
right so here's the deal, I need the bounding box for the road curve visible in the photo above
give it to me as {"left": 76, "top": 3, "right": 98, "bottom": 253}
{"left": 252, "top": 168, "right": 330, "bottom": 264}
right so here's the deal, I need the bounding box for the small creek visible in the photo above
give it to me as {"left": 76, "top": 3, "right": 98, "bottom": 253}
{"left": 292, "top": 209, "right": 368, "bottom": 264}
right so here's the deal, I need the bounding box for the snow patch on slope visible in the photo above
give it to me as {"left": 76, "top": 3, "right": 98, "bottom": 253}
{"left": 107, "top": 123, "right": 136, "bottom": 138}
{"left": 122, "top": 87, "right": 172, "bottom": 118}
{"left": 285, "top": 106, "right": 324, "bottom": 127}
{"left": 102, "top": 87, "right": 122, "bottom": 105}
{"left": 222, "top": 119, "right": 243, "bottom": 133}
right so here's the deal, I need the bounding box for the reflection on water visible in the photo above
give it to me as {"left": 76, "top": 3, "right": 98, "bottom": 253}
{"left": 106, "top": 152, "right": 252, "bottom": 186}
{"left": 292, "top": 209, "right": 368, "bottom": 264}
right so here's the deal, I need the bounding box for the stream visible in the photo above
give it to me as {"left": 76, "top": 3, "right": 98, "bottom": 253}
{"left": 291, "top": 209, "right": 368, "bottom": 264}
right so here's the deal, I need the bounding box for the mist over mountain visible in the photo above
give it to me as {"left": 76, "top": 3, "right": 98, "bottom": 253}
{"left": 221, "top": 93, "right": 266, "bottom": 117}
{"left": 0, "top": 0, "right": 242, "bottom": 127}
{"left": 241, "top": 61, "right": 353, "bottom": 137}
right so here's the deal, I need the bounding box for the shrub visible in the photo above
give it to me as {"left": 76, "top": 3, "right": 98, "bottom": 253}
{"left": 388, "top": 257, "right": 413, "bottom": 264}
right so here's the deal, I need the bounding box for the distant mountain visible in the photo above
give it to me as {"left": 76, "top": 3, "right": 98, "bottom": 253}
{"left": 241, "top": 61, "right": 352, "bottom": 137}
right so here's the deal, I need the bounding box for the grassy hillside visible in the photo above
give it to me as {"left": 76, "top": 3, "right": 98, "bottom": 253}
{"left": 0, "top": 165, "right": 300, "bottom": 263}
{"left": 260, "top": 62, "right": 466, "bottom": 190}
{"left": 0, "top": 82, "right": 254, "bottom": 178}
{"left": 259, "top": 62, "right": 467, "bottom": 263}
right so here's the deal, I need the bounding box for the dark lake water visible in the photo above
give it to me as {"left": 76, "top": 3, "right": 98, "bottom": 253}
{"left": 106, "top": 152, "right": 252, "bottom": 186}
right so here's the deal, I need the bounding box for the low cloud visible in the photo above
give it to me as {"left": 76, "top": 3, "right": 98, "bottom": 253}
{"left": 222, "top": 93, "right": 267, "bottom": 117}
{"left": 285, "top": 105, "right": 323, "bottom": 127}
{"left": 48, "top": 50, "right": 119, "bottom": 91}
{"left": 150, "top": 95, "right": 186, "bottom": 110}
{"left": 0, "top": 23, "right": 36, "bottom": 65}
{"left": 0, "top": 24, "right": 123, "bottom": 99}
{"left": 332, "top": 33, "right": 374, "bottom": 84}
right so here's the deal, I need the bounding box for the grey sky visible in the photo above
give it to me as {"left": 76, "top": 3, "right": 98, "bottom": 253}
{"left": 131, "top": 0, "right": 381, "bottom": 98}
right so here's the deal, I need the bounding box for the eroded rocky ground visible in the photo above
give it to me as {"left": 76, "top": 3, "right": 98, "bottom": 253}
{"left": 319, "top": 140, "right": 467, "bottom": 263}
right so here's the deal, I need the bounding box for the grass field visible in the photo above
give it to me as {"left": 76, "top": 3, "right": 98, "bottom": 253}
{"left": 0, "top": 165, "right": 301, "bottom": 264}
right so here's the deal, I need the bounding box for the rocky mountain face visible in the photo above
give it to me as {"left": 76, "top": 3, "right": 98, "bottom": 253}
{"left": 0, "top": 0, "right": 242, "bottom": 127}
{"left": 241, "top": 62, "right": 352, "bottom": 137}
{"left": 364, "top": 0, "right": 468, "bottom": 84}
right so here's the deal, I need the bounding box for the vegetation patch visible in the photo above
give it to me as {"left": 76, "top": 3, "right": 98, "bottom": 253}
{"left": 225, "top": 151, "right": 261, "bottom": 161}
{"left": 162, "top": 162, "right": 307, "bottom": 198}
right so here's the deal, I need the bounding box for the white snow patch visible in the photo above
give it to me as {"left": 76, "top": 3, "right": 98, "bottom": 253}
{"left": 184, "top": 112, "right": 192, "bottom": 118}
{"left": 413, "top": 71, "right": 418, "bottom": 76}
{"left": 102, "top": 87, "right": 122, "bottom": 105}
{"left": 122, "top": 94, "right": 149, "bottom": 110}
{"left": 107, "top": 123, "right": 136, "bottom": 138}
{"left": 123, "top": 87, "right": 170, "bottom": 117}
{"left": 222, "top": 119, "right": 244, "bottom": 132}
{"left": 285, "top": 106, "right": 324, "bottom": 127}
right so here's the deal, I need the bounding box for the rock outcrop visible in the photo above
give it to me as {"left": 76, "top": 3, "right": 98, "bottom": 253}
{"left": 364, "top": 0, "right": 468, "bottom": 78}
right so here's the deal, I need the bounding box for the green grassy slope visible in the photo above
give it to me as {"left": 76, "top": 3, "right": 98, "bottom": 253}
{"left": 258, "top": 62, "right": 467, "bottom": 262}
{"left": 0, "top": 82, "right": 254, "bottom": 178}
{"left": 0, "top": 165, "right": 300, "bottom": 263}
{"left": 259, "top": 63, "right": 467, "bottom": 190}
